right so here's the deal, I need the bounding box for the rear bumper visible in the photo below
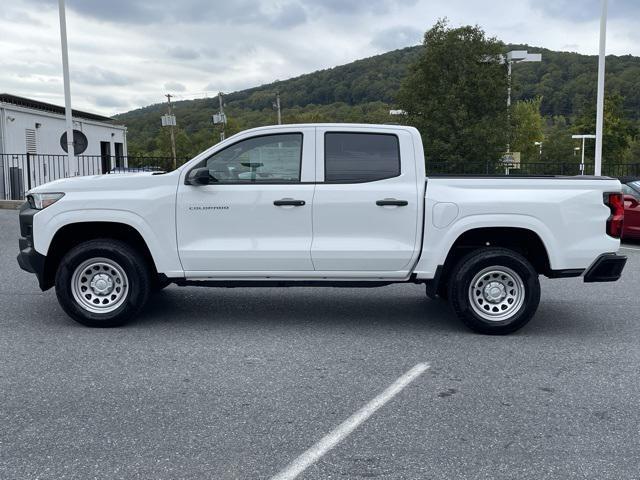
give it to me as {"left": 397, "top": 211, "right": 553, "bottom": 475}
{"left": 583, "top": 253, "right": 627, "bottom": 283}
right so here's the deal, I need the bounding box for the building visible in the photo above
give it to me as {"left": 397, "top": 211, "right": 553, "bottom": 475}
{"left": 0, "top": 93, "right": 127, "bottom": 198}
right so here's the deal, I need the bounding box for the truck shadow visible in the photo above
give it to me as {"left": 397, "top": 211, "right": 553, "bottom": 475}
{"left": 136, "top": 285, "right": 464, "bottom": 333}
{"left": 134, "top": 285, "right": 606, "bottom": 336}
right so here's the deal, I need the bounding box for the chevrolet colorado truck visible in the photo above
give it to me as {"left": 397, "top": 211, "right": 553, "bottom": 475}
{"left": 17, "top": 124, "right": 627, "bottom": 334}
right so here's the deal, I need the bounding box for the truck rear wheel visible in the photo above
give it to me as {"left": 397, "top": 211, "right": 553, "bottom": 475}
{"left": 55, "top": 239, "right": 151, "bottom": 327}
{"left": 447, "top": 248, "right": 540, "bottom": 335}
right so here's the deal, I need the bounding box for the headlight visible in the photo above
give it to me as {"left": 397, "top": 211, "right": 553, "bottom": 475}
{"left": 27, "top": 193, "right": 65, "bottom": 210}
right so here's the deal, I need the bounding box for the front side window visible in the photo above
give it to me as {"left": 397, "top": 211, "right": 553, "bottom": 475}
{"left": 325, "top": 132, "right": 400, "bottom": 183}
{"left": 200, "top": 133, "right": 302, "bottom": 183}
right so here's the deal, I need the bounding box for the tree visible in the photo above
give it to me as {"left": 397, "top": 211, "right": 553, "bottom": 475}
{"left": 573, "top": 94, "right": 637, "bottom": 165}
{"left": 511, "top": 97, "right": 544, "bottom": 163}
{"left": 541, "top": 116, "right": 575, "bottom": 168}
{"left": 397, "top": 20, "right": 508, "bottom": 166}
{"left": 623, "top": 135, "right": 640, "bottom": 164}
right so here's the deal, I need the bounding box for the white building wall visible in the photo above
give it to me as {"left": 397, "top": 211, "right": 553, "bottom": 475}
{"left": 0, "top": 104, "right": 127, "bottom": 156}
{"left": 1, "top": 103, "right": 127, "bottom": 199}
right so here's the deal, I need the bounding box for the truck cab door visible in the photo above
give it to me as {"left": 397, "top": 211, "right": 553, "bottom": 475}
{"left": 176, "top": 127, "right": 316, "bottom": 274}
{"left": 311, "top": 127, "right": 421, "bottom": 275}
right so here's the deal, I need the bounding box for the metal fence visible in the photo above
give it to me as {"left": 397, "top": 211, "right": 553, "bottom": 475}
{"left": 0, "top": 154, "right": 184, "bottom": 200}
{"left": 2, "top": 153, "right": 639, "bottom": 200}
{"left": 425, "top": 161, "right": 640, "bottom": 177}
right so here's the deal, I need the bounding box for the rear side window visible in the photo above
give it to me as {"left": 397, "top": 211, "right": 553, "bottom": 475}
{"left": 324, "top": 132, "right": 400, "bottom": 183}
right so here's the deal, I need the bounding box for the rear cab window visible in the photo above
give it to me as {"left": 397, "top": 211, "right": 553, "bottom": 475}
{"left": 324, "top": 132, "right": 400, "bottom": 183}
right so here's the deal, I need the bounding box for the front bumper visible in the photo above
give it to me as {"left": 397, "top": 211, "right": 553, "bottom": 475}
{"left": 16, "top": 203, "right": 47, "bottom": 290}
{"left": 583, "top": 253, "right": 627, "bottom": 283}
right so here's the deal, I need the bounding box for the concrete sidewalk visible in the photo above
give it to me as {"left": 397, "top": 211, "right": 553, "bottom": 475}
{"left": 0, "top": 200, "right": 23, "bottom": 210}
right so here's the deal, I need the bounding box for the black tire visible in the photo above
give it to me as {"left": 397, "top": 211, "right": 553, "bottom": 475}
{"left": 425, "top": 282, "right": 446, "bottom": 300}
{"left": 55, "top": 239, "right": 151, "bottom": 327}
{"left": 152, "top": 276, "right": 172, "bottom": 292}
{"left": 447, "top": 248, "right": 540, "bottom": 335}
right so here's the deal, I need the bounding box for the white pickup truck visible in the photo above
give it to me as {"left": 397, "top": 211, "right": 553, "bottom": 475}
{"left": 18, "top": 124, "right": 627, "bottom": 334}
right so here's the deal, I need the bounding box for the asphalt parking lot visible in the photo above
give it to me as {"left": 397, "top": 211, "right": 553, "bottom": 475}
{"left": 1, "top": 208, "right": 639, "bottom": 480}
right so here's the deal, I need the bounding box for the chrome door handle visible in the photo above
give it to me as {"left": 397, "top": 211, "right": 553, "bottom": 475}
{"left": 274, "top": 198, "right": 306, "bottom": 206}
{"left": 376, "top": 199, "right": 408, "bottom": 206}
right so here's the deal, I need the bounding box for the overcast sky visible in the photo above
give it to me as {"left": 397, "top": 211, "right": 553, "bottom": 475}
{"left": 1, "top": 0, "right": 638, "bottom": 116}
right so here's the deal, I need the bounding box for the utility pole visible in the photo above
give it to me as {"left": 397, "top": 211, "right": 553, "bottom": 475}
{"left": 595, "top": 0, "right": 608, "bottom": 176}
{"left": 57, "top": 0, "right": 77, "bottom": 177}
{"left": 165, "top": 94, "right": 177, "bottom": 170}
{"left": 275, "top": 90, "right": 282, "bottom": 125}
{"left": 218, "top": 92, "right": 225, "bottom": 141}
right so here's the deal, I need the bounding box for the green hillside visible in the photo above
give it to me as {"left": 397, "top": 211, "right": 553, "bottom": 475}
{"left": 115, "top": 44, "right": 640, "bottom": 159}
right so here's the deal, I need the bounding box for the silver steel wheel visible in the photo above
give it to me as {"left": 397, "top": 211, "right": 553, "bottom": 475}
{"left": 71, "top": 257, "right": 129, "bottom": 314}
{"left": 468, "top": 266, "right": 525, "bottom": 322}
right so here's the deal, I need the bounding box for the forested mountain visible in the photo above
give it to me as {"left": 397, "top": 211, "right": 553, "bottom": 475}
{"left": 115, "top": 43, "right": 640, "bottom": 159}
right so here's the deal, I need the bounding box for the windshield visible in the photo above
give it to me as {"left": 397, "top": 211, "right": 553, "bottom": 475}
{"left": 630, "top": 181, "right": 640, "bottom": 193}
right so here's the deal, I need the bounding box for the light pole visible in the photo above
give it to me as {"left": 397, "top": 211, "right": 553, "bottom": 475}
{"left": 504, "top": 50, "right": 542, "bottom": 153}
{"left": 573, "top": 134, "right": 596, "bottom": 175}
{"left": 57, "top": 0, "right": 77, "bottom": 177}
{"left": 595, "top": 0, "right": 608, "bottom": 176}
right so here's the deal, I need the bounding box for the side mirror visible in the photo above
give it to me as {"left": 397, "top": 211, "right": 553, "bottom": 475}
{"left": 624, "top": 194, "right": 639, "bottom": 207}
{"left": 186, "top": 167, "right": 211, "bottom": 186}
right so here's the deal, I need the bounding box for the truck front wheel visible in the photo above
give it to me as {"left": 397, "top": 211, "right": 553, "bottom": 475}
{"left": 55, "top": 239, "right": 151, "bottom": 327}
{"left": 447, "top": 248, "right": 540, "bottom": 335}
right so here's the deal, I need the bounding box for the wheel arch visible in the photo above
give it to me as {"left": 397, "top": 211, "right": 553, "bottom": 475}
{"left": 42, "top": 221, "right": 157, "bottom": 290}
{"left": 428, "top": 226, "right": 552, "bottom": 298}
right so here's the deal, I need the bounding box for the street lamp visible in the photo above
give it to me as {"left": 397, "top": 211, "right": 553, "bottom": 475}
{"left": 595, "top": 0, "right": 608, "bottom": 176}
{"left": 572, "top": 134, "right": 596, "bottom": 175}
{"left": 534, "top": 141, "right": 543, "bottom": 160}
{"left": 505, "top": 50, "right": 542, "bottom": 109}
{"left": 504, "top": 50, "right": 542, "bottom": 154}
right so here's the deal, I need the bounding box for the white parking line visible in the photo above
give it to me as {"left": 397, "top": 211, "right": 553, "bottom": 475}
{"left": 621, "top": 246, "right": 640, "bottom": 252}
{"left": 270, "top": 362, "right": 430, "bottom": 480}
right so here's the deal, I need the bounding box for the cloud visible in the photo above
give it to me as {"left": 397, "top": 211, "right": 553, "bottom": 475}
{"left": 2, "top": 0, "right": 639, "bottom": 118}
{"left": 93, "top": 94, "right": 129, "bottom": 108}
{"left": 532, "top": 0, "right": 640, "bottom": 22}
{"left": 72, "top": 66, "right": 132, "bottom": 86}
{"left": 166, "top": 46, "right": 200, "bottom": 60}
{"left": 371, "top": 26, "right": 422, "bottom": 51}
{"left": 164, "top": 81, "right": 186, "bottom": 92}
{"left": 301, "top": 0, "right": 418, "bottom": 15}
{"left": 270, "top": 3, "right": 307, "bottom": 28}
{"left": 25, "top": 0, "right": 304, "bottom": 26}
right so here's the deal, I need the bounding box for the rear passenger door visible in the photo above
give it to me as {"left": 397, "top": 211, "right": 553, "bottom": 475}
{"left": 311, "top": 127, "right": 420, "bottom": 274}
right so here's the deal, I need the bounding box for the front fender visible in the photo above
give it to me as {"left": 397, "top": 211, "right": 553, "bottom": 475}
{"left": 33, "top": 208, "right": 183, "bottom": 277}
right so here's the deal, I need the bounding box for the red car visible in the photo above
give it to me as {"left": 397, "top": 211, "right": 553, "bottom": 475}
{"left": 620, "top": 176, "right": 640, "bottom": 241}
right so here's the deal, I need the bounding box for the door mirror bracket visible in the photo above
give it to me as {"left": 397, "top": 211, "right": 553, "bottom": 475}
{"left": 186, "top": 167, "right": 214, "bottom": 186}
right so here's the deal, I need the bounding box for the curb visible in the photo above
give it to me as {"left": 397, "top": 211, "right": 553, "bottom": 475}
{"left": 0, "top": 200, "right": 24, "bottom": 210}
